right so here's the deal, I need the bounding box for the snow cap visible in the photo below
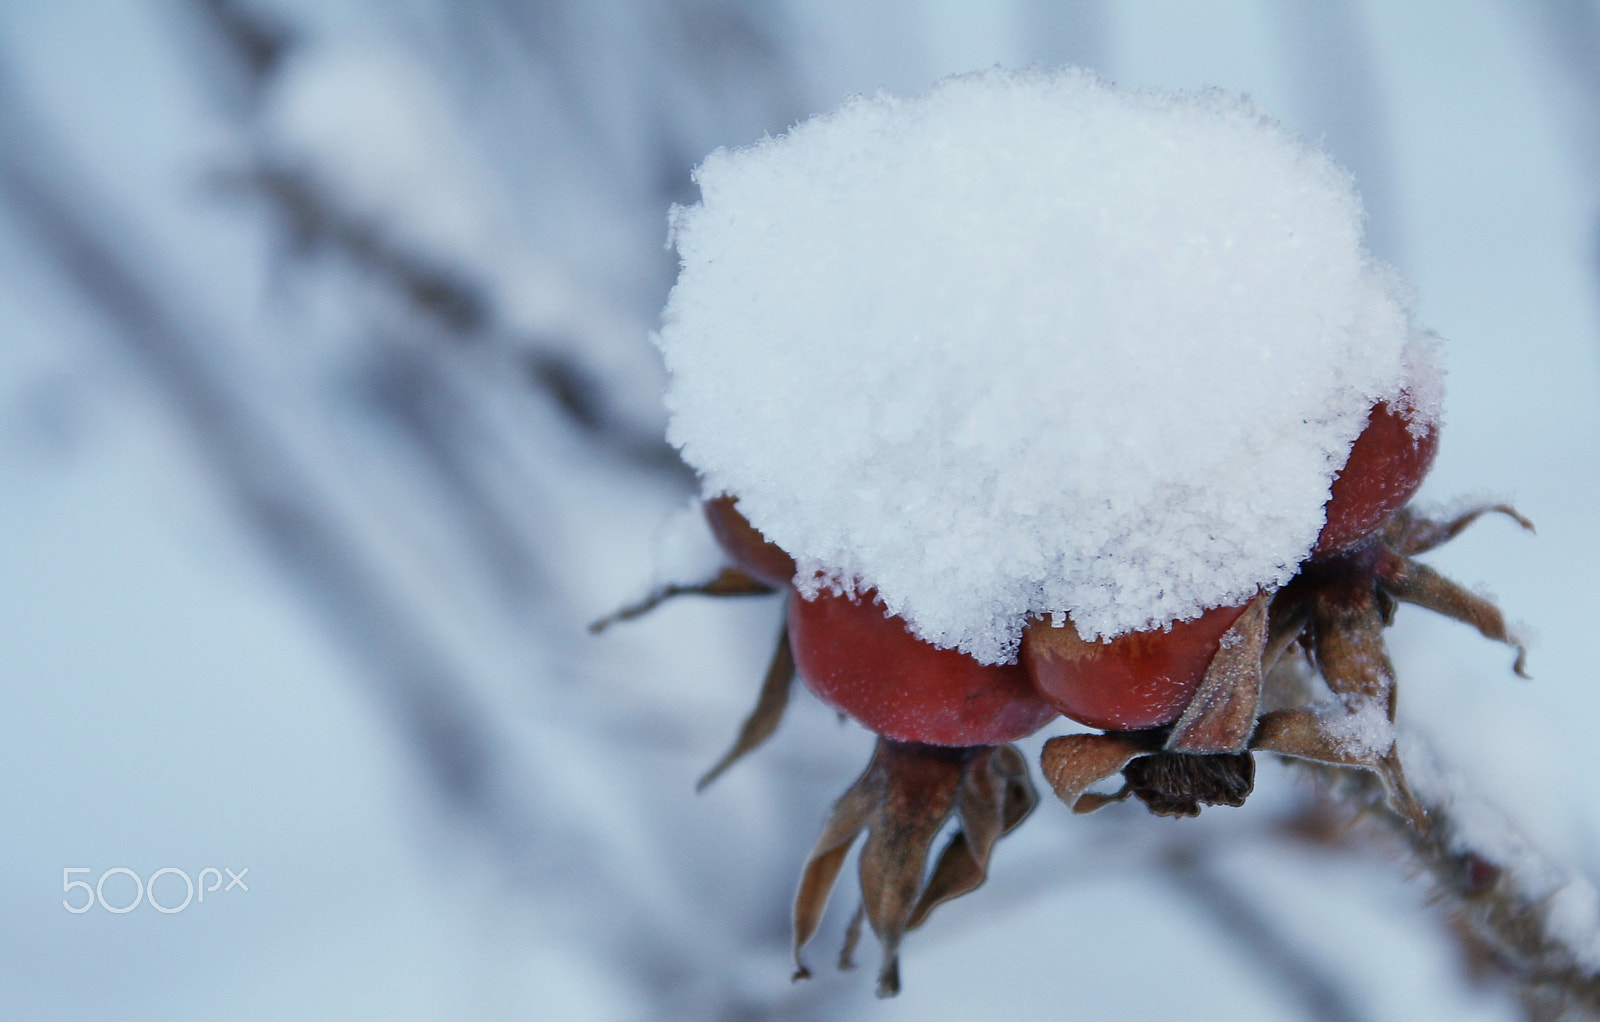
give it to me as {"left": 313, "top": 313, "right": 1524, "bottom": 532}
{"left": 657, "top": 67, "right": 1439, "bottom": 664}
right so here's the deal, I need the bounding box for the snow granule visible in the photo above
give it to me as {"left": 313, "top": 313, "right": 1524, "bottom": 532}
{"left": 657, "top": 67, "right": 1439, "bottom": 664}
{"left": 1546, "top": 880, "right": 1600, "bottom": 971}
{"left": 1317, "top": 697, "right": 1395, "bottom": 758}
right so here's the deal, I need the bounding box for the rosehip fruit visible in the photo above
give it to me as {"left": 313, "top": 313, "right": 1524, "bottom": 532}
{"left": 789, "top": 590, "right": 1058, "bottom": 747}
{"left": 1020, "top": 602, "right": 1250, "bottom": 731}
{"left": 1313, "top": 400, "right": 1438, "bottom": 557}
{"left": 703, "top": 496, "right": 798, "bottom": 588}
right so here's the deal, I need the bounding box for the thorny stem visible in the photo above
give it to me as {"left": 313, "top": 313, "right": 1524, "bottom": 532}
{"left": 1305, "top": 736, "right": 1600, "bottom": 1020}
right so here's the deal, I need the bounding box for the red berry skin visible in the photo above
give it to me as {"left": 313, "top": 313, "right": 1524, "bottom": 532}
{"left": 703, "top": 496, "right": 798, "bottom": 589}
{"left": 1313, "top": 401, "right": 1438, "bottom": 558}
{"left": 789, "top": 590, "right": 1058, "bottom": 747}
{"left": 1020, "top": 603, "right": 1249, "bottom": 731}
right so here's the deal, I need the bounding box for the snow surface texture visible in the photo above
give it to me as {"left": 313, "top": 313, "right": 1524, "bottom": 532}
{"left": 659, "top": 67, "right": 1440, "bottom": 663}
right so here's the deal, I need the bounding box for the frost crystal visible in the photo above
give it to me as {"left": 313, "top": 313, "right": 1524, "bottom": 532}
{"left": 657, "top": 67, "right": 1439, "bottom": 664}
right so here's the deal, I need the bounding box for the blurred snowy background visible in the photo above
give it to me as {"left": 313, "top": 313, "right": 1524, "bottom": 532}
{"left": 1, "top": 1, "right": 1598, "bottom": 1019}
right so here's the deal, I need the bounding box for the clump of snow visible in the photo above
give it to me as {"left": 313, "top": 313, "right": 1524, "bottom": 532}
{"left": 1399, "top": 733, "right": 1600, "bottom": 972}
{"left": 1399, "top": 731, "right": 1536, "bottom": 878}
{"left": 1545, "top": 879, "right": 1600, "bottom": 970}
{"left": 658, "top": 67, "right": 1439, "bottom": 663}
{"left": 1317, "top": 697, "right": 1395, "bottom": 758}
{"left": 1397, "top": 328, "right": 1446, "bottom": 439}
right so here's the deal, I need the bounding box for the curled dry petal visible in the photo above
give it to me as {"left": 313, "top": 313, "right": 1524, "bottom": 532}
{"left": 1039, "top": 732, "right": 1151, "bottom": 813}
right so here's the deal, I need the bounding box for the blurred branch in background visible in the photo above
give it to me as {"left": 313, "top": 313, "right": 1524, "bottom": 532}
{"left": 1, "top": 1, "right": 1596, "bottom": 1019}
{"left": 0, "top": 2, "right": 834, "bottom": 1014}
{"left": 1164, "top": 842, "right": 1371, "bottom": 1022}
{"left": 1511, "top": 0, "right": 1600, "bottom": 315}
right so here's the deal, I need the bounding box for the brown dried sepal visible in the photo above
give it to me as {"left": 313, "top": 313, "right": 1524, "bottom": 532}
{"left": 907, "top": 744, "right": 1036, "bottom": 929}
{"left": 1371, "top": 547, "right": 1528, "bottom": 678}
{"left": 1249, "top": 707, "right": 1423, "bottom": 831}
{"left": 792, "top": 738, "right": 1037, "bottom": 998}
{"left": 1378, "top": 503, "right": 1534, "bottom": 558}
{"left": 697, "top": 621, "right": 795, "bottom": 790}
{"left": 587, "top": 566, "right": 775, "bottom": 633}
{"left": 1166, "top": 592, "right": 1268, "bottom": 754}
{"left": 1249, "top": 501, "right": 1531, "bottom": 832}
{"left": 1039, "top": 731, "right": 1152, "bottom": 813}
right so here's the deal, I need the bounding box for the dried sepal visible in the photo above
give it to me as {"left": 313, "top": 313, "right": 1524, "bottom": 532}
{"left": 587, "top": 566, "right": 774, "bottom": 633}
{"left": 791, "top": 740, "right": 1037, "bottom": 996}
{"left": 1167, "top": 592, "right": 1268, "bottom": 753}
{"left": 1250, "top": 707, "right": 1425, "bottom": 831}
{"left": 1373, "top": 550, "right": 1528, "bottom": 677}
{"left": 907, "top": 744, "right": 1036, "bottom": 930}
{"left": 1308, "top": 571, "right": 1398, "bottom": 715}
{"left": 838, "top": 903, "right": 866, "bottom": 971}
{"left": 1297, "top": 573, "right": 1432, "bottom": 828}
{"left": 792, "top": 759, "right": 880, "bottom": 980}
{"left": 1380, "top": 503, "right": 1534, "bottom": 557}
{"left": 857, "top": 745, "right": 968, "bottom": 997}
{"left": 697, "top": 620, "right": 796, "bottom": 790}
{"left": 1039, "top": 732, "right": 1151, "bottom": 813}
{"left": 1249, "top": 708, "right": 1391, "bottom": 768}
{"left": 1263, "top": 591, "right": 1312, "bottom": 675}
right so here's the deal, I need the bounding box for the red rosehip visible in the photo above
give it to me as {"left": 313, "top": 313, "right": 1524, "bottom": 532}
{"left": 1313, "top": 400, "right": 1438, "bottom": 557}
{"left": 703, "top": 496, "right": 798, "bottom": 588}
{"left": 1020, "top": 602, "right": 1250, "bottom": 731}
{"left": 789, "top": 590, "right": 1058, "bottom": 747}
